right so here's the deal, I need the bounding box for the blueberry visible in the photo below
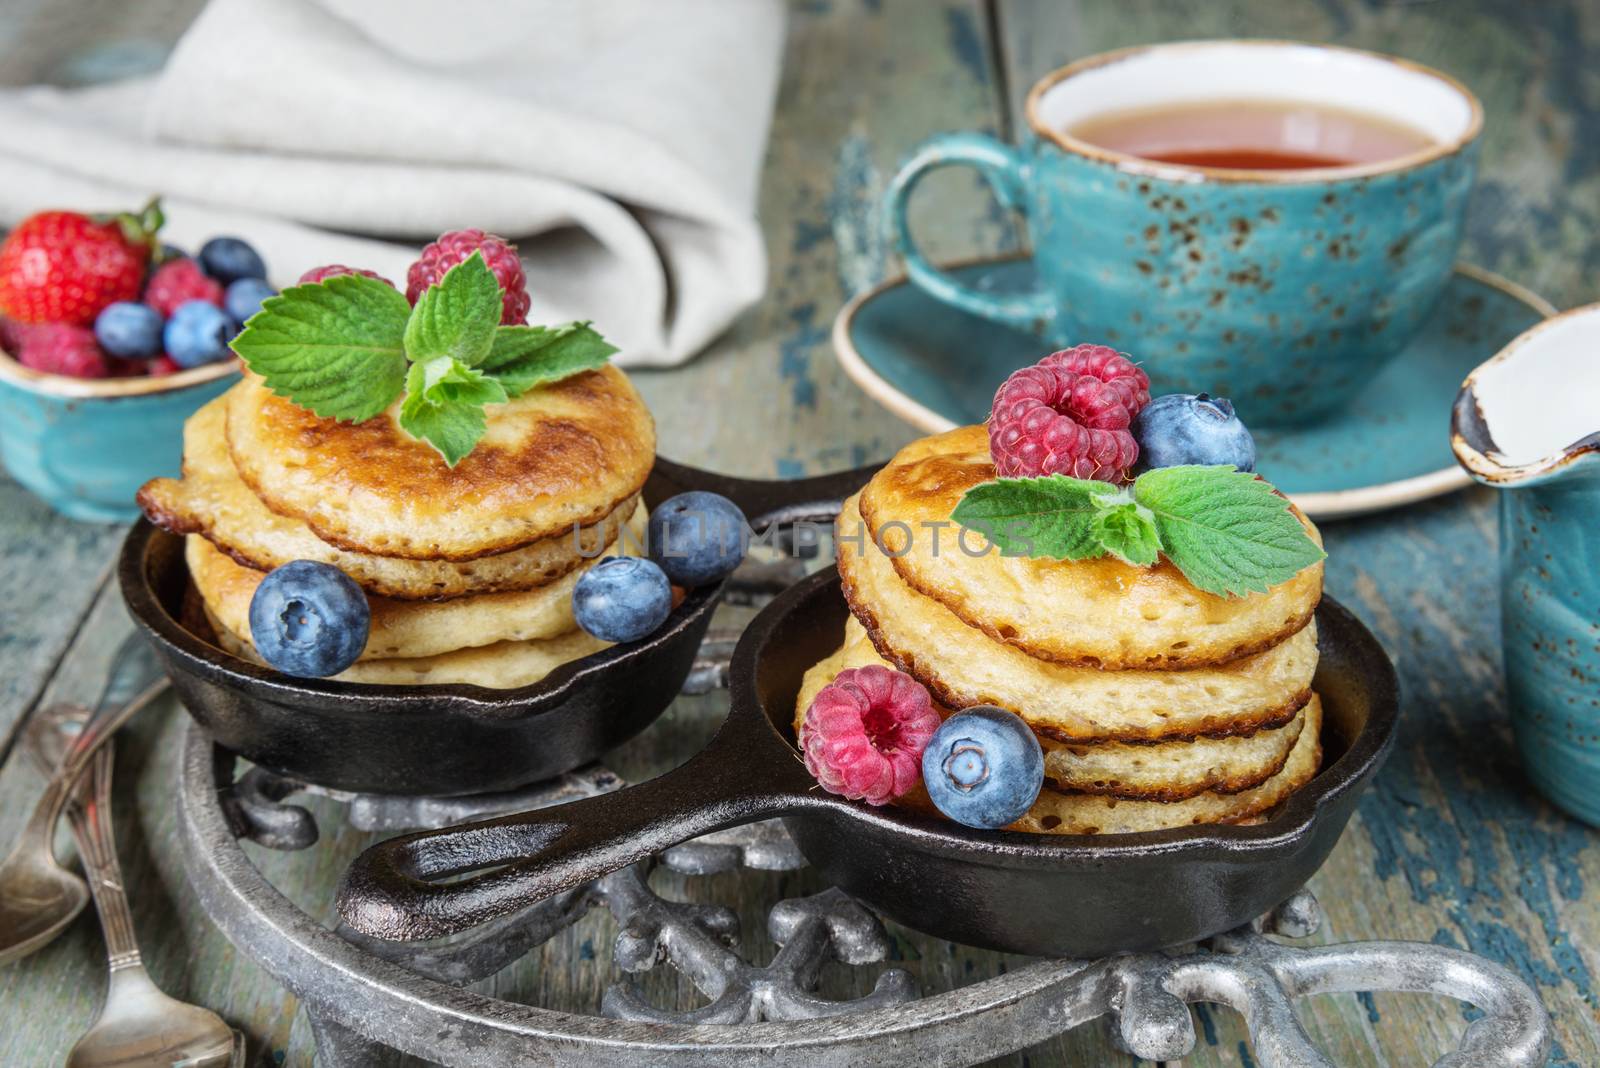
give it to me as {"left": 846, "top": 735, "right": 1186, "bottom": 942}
{"left": 921, "top": 706, "right": 1044, "bottom": 830}
{"left": 572, "top": 557, "right": 672, "bottom": 643}
{"left": 198, "top": 236, "right": 267, "bottom": 284}
{"left": 163, "top": 300, "right": 233, "bottom": 367}
{"left": 1132, "top": 392, "right": 1256, "bottom": 472}
{"left": 247, "top": 561, "right": 370, "bottom": 678}
{"left": 646, "top": 491, "right": 749, "bottom": 586}
{"left": 224, "top": 278, "right": 277, "bottom": 325}
{"left": 93, "top": 302, "right": 163, "bottom": 360}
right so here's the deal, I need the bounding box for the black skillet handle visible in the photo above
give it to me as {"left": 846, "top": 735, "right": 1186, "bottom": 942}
{"left": 336, "top": 725, "right": 823, "bottom": 941}
{"left": 647, "top": 457, "right": 879, "bottom": 531}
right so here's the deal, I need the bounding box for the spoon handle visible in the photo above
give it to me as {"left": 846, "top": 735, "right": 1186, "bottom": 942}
{"left": 68, "top": 745, "right": 144, "bottom": 971}
{"left": 14, "top": 679, "right": 167, "bottom": 859}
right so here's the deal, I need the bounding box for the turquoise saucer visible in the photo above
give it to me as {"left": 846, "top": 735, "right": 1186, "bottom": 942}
{"left": 834, "top": 257, "right": 1554, "bottom": 519}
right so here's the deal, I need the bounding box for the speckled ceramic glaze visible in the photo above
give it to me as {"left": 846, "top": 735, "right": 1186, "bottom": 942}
{"left": 1454, "top": 304, "right": 1600, "bottom": 827}
{"left": 887, "top": 41, "right": 1483, "bottom": 426}
{"left": 0, "top": 352, "right": 237, "bottom": 522}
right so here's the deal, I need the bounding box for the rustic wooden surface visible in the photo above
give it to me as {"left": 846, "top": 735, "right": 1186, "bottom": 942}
{"left": 0, "top": 1, "right": 1596, "bottom": 1065}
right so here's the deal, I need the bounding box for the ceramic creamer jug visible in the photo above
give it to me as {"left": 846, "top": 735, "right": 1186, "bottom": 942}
{"left": 1453, "top": 303, "right": 1600, "bottom": 826}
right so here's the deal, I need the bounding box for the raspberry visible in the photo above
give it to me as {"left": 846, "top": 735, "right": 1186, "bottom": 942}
{"left": 146, "top": 355, "right": 183, "bottom": 376}
{"left": 0, "top": 316, "right": 33, "bottom": 353}
{"left": 987, "top": 344, "right": 1151, "bottom": 482}
{"left": 17, "top": 324, "right": 110, "bottom": 378}
{"left": 299, "top": 264, "right": 394, "bottom": 287}
{"left": 406, "top": 229, "right": 530, "bottom": 324}
{"left": 144, "top": 259, "right": 223, "bottom": 317}
{"left": 799, "top": 665, "right": 940, "bottom": 806}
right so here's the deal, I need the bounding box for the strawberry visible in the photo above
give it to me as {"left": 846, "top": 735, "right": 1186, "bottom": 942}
{"left": 0, "top": 199, "right": 164, "bottom": 327}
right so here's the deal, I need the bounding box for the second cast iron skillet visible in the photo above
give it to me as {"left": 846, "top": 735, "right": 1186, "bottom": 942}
{"left": 119, "top": 459, "right": 876, "bottom": 798}
{"left": 337, "top": 569, "right": 1399, "bottom": 958}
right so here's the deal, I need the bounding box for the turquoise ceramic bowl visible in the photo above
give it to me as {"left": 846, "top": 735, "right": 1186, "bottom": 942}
{"left": 0, "top": 350, "right": 237, "bottom": 523}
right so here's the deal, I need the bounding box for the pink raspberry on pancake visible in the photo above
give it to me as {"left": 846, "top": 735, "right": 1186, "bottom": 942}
{"left": 987, "top": 344, "right": 1150, "bottom": 482}
{"left": 405, "top": 229, "right": 530, "bottom": 324}
{"left": 298, "top": 265, "right": 394, "bottom": 287}
{"left": 800, "top": 665, "right": 939, "bottom": 806}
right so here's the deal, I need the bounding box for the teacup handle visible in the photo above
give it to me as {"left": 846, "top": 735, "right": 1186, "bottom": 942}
{"left": 886, "top": 131, "right": 1057, "bottom": 333}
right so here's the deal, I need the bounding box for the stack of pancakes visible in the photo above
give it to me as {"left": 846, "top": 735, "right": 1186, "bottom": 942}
{"left": 138, "top": 367, "right": 656, "bottom": 687}
{"left": 796, "top": 427, "right": 1326, "bottom": 834}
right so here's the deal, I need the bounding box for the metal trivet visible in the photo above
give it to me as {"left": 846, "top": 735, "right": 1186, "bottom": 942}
{"left": 175, "top": 726, "right": 1551, "bottom": 1065}
{"left": 172, "top": 557, "right": 1549, "bottom": 1066}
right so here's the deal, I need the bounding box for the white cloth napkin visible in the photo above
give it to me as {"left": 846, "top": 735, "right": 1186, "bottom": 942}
{"left": 0, "top": 0, "right": 785, "bottom": 366}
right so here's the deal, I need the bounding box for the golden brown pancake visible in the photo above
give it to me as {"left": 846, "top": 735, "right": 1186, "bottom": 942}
{"left": 139, "top": 395, "right": 639, "bottom": 600}
{"left": 207, "top": 606, "right": 609, "bottom": 689}
{"left": 1012, "top": 696, "right": 1322, "bottom": 834}
{"left": 795, "top": 623, "right": 1311, "bottom": 803}
{"left": 856, "top": 426, "right": 1323, "bottom": 669}
{"left": 225, "top": 366, "right": 655, "bottom": 561}
{"left": 1039, "top": 715, "right": 1303, "bottom": 801}
{"left": 837, "top": 492, "right": 1316, "bottom": 744}
{"left": 187, "top": 503, "right": 645, "bottom": 661}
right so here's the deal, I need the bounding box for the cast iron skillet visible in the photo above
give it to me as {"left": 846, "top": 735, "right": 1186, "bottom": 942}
{"left": 336, "top": 572, "right": 1399, "bottom": 958}
{"left": 118, "top": 458, "right": 876, "bottom": 798}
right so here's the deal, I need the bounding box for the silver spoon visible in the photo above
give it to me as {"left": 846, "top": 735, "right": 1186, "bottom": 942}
{"left": 24, "top": 703, "right": 242, "bottom": 1068}
{"left": 0, "top": 635, "right": 167, "bottom": 966}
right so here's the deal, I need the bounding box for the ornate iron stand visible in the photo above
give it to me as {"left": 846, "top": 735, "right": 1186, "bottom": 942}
{"left": 169, "top": 548, "right": 1552, "bottom": 1066}
{"left": 176, "top": 701, "right": 1552, "bottom": 1066}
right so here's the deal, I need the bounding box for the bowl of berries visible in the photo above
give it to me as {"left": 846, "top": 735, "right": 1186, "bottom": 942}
{"left": 0, "top": 199, "right": 278, "bottom": 522}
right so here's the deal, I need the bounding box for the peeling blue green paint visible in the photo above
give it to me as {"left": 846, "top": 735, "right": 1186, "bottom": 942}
{"left": 1326, "top": 501, "right": 1596, "bottom": 1065}
{"left": 778, "top": 304, "right": 824, "bottom": 409}
{"left": 830, "top": 132, "right": 885, "bottom": 298}
{"left": 943, "top": 7, "right": 988, "bottom": 87}
{"left": 793, "top": 218, "right": 830, "bottom": 255}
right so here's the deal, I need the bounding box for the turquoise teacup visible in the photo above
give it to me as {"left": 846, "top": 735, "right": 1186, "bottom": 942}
{"left": 887, "top": 40, "right": 1483, "bottom": 425}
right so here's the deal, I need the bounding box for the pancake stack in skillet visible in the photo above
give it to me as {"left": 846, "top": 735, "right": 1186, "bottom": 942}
{"left": 138, "top": 366, "right": 656, "bottom": 687}
{"left": 797, "top": 426, "right": 1327, "bottom": 834}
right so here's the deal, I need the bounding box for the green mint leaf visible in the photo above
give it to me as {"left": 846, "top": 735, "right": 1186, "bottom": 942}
{"left": 398, "top": 401, "right": 485, "bottom": 468}
{"left": 483, "top": 321, "right": 617, "bottom": 397}
{"left": 1133, "top": 465, "right": 1325, "bottom": 596}
{"left": 231, "top": 274, "right": 412, "bottom": 422}
{"left": 951, "top": 475, "right": 1122, "bottom": 558}
{"left": 396, "top": 356, "right": 508, "bottom": 465}
{"left": 403, "top": 251, "right": 501, "bottom": 368}
{"left": 1088, "top": 490, "right": 1161, "bottom": 566}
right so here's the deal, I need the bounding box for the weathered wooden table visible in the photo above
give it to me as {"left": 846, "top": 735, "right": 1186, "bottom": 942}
{"left": 0, "top": 2, "right": 1595, "bottom": 1065}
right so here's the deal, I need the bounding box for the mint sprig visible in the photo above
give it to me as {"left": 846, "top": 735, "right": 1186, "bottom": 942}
{"left": 1088, "top": 489, "right": 1161, "bottom": 567}
{"left": 1135, "top": 466, "right": 1326, "bottom": 596}
{"left": 485, "top": 322, "right": 620, "bottom": 397}
{"left": 947, "top": 474, "right": 1119, "bottom": 560}
{"left": 951, "top": 466, "right": 1324, "bottom": 597}
{"left": 231, "top": 251, "right": 618, "bottom": 465}
{"left": 229, "top": 274, "right": 412, "bottom": 423}
{"left": 403, "top": 252, "right": 501, "bottom": 368}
